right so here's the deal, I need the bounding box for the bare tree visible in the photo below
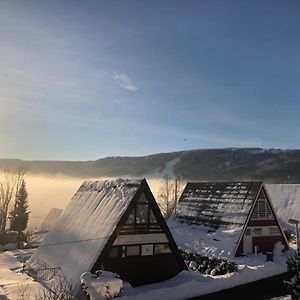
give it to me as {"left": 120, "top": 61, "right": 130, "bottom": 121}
{"left": 34, "top": 275, "right": 75, "bottom": 300}
{"left": 158, "top": 175, "right": 185, "bottom": 219}
{"left": 0, "top": 168, "right": 25, "bottom": 237}
{"left": 17, "top": 276, "right": 75, "bottom": 300}
{"left": 17, "top": 283, "right": 31, "bottom": 300}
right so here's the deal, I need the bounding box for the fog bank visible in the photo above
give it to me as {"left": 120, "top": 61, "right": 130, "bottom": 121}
{"left": 25, "top": 175, "right": 162, "bottom": 229}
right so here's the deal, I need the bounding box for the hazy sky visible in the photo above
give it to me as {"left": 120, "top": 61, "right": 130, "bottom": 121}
{"left": 1, "top": 0, "right": 300, "bottom": 160}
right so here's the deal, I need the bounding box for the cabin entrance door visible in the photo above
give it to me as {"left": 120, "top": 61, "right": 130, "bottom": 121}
{"left": 243, "top": 228, "right": 252, "bottom": 254}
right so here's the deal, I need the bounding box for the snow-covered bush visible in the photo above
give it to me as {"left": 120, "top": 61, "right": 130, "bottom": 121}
{"left": 285, "top": 251, "right": 300, "bottom": 300}
{"left": 181, "top": 249, "right": 237, "bottom": 276}
{"left": 80, "top": 271, "right": 123, "bottom": 300}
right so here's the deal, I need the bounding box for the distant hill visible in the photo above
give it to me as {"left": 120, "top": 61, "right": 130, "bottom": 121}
{"left": 1, "top": 148, "right": 300, "bottom": 182}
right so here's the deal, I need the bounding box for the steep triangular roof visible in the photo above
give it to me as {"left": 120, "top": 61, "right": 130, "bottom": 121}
{"left": 265, "top": 184, "right": 300, "bottom": 229}
{"left": 28, "top": 178, "right": 143, "bottom": 288}
{"left": 171, "top": 181, "right": 288, "bottom": 257}
{"left": 176, "top": 181, "right": 262, "bottom": 230}
{"left": 170, "top": 182, "right": 262, "bottom": 257}
{"left": 38, "top": 208, "right": 63, "bottom": 232}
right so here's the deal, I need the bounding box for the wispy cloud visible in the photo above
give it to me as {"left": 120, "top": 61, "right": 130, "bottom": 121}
{"left": 112, "top": 72, "right": 138, "bottom": 91}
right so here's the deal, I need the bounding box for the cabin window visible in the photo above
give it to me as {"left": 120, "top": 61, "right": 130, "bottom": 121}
{"left": 269, "top": 227, "right": 280, "bottom": 235}
{"left": 149, "top": 209, "right": 158, "bottom": 223}
{"left": 122, "top": 246, "right": 126, "bottom": 258}
{"left": 107, "top": 246, "right": 119, "bottom": 258}
{"left": 126, "top": 210, "right": 135, "bottom": 224}
{"left": 252, "top": 199, "right": 272, "bottom": 219}
{"left": 126, "top": 245, "right": 140, "bottom": 256}
{"left": 245, "top": 228, "right": 251, "bottom": 236}
{"left": 154, "top": 243, "right": 171, "bottom": 254}
{"left": 253, "top": 228, "right": 262, "bottom": 235}
{"left": 141, "top": 244, "right": 154, "bottom": 256}
{"left": 120, "top": 193, "right": 162, "bottom": 234}
{"left": 137, "top": 193, "right": 148, "bottom": 203}
{"left": 136, "top": 204, "right": 148, "bottom": 224}
{"left": 107, "top": 244, "right": 172, "bottom": 258}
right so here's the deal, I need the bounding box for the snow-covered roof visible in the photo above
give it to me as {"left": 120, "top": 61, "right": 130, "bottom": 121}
{"left": 265, "top": 184, "right": 300, "bottom": 229}
{"left": 176, "top": 182, "right": 262, "bottom": 230}
{"left": 38, "top": 208, "right": 63, "bottom": 232}
{"left": 28, "top": 178, "right": 142, "bottom": 290}
{"left": 169, "top": 218, "right": 243, "bottom": 258}
{"left": 170, "top": 182, "right": 262, "bottom": 257}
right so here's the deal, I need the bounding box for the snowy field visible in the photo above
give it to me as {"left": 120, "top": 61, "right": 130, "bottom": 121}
{"left": 0, "top": 247, "right": 290, "bottom": 300}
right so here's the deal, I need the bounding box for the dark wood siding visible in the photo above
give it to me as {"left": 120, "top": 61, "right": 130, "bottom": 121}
{"left": 248, "top": 219, "right": 278, "bottom": 226}
{"left": 101, "top": 253, "right": 182, "bottom": 286}
{"left": 91, "top": 179, "right": 186, "bottom": 286}
{"left": 252, "top": 236, "right": 287, "bottom": 253}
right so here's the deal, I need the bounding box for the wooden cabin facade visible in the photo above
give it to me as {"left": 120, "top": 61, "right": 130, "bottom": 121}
{"left": 234, "top": 185, "right": 289, "bottom": 256}
{"left": 92, "top": 179, "right": 186, "bottom": 285}
{"left": 29, "top": 179, "right": 186, "bottom": 290}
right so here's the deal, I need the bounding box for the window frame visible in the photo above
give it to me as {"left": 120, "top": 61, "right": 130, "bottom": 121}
{"left": 252, "top": 199, "right": 273, "bottom": 220}
{"left": 120, "top": 194, "right": 162, "bottom": 234}
{"left": 126, "top": 245, "right": 141, "bottom": 257}
{"left": 269, "top": 227, "right": 280, "bottom": 235}
{"left": 106, "top": 243, "right": 172, "bottom": 259}
{"left": 153, "top": 243, "right": 171, "bottom": 255}
{"left": 252, "top": 227, "right": 262, "bottom": 235}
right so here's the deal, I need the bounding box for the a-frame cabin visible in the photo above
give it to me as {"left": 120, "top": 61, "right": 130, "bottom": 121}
{"left": 171, "top": 182, "right": 288, "bottom": 257}
{"left": 29, "top": 178, "right": 186, "bottom": 290}
{"left": 234, "top": 183, "right": 289, "bottom": 256}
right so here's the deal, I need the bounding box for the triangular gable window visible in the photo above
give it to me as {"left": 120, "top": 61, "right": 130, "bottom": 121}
{"left": 251, "top": 197, "right": 273, "bottom": 220}
{"left": 120, "top": 193, "right": 161, "bottom": 234}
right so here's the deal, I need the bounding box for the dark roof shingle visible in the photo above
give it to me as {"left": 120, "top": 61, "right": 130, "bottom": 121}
{"left": 176, "top": 181, "right": 262, "bottom": 230}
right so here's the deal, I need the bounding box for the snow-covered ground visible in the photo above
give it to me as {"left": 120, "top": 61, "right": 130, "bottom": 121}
{"left": 0, "top": 246, "right": 290, "bottom": 300}
{"left": 119, "top": 260, "right": 287, "bottom": 300}
{"left": 0, "top": 249, "right": 44, "bottom": 299}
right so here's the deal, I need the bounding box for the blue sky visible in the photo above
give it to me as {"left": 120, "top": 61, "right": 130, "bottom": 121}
{"left": 0, "top": 0, "right": 300, "bottom": 160}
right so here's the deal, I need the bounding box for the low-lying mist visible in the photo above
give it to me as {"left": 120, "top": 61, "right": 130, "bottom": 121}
{"left": 26, "top": 174, "right": 163, "bottom": 229}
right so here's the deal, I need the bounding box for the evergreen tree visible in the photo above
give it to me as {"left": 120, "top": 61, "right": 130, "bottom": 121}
{"left": 9, "top": 180, "right": 29, "bottom": 247}
{"left": 285, "top": 250, "right": 300, "bottom": 299}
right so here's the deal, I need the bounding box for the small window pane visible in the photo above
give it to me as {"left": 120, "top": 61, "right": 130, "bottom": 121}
{"left": 245, "top": 229, "right": 251, "bottom": 236}
{"left": 126, "top": 210, "right": 135, "bottom": 224}
{"left": 154, "top": 244, "right": 171, "bottom": 254}
{"left": 149, "top": 209, "right": 158, "bottom": 223}
{"left": 149, "top": 224, "right": 162, "bottom": 232}
{"left": 137, "top": 193, "right": 148, "bottom": 203}
{"left": 122, "top": 246, "right": 126, "bottom": 258}
{"left": 269, "top": 227, "right": 280, "bottom": 235}
{"left": 135, "top": 224, "right": 148, "bottom": 232}
{"left": 253, "top": 228, "right": 262, "bottom": 235}
{"left": 126, "top": 245, "right": 140, "bottom": 256}
{"left": 108, "top": 246, "right": 119, "bottom": 258}
{"left": 136, "top": 204, "right": 148, "bottom": 224}
{"left": 265, "top": 202, "right": 272, "bottom": 219}
{"left": 141, "top": 244, "right": 153, "bottom": 256}
{"left": 258, "top": 200, "right": 265, "bottom": 218}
